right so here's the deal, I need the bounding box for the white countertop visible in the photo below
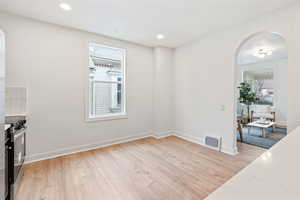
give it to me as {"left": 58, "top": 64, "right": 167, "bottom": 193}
{"left": 206, "top": 126, "right": 300, "bottom": 200}
{"left": 5, "top": 124, "right": 11, "bottom": 131}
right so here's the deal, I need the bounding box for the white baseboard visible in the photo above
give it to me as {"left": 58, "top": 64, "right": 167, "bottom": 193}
{"left": 25, "top": 130, "right": 237, "bottom": 164}
{"left": 222, "top": 146, "right": 238, "bottom": 155}
{"left": 25, "top": 131, "right": 153, "bottom": 164}
{"left": 153, "top": 130, "right": 173, "bottom": 139}
{"left": 173, "top": 131, "right": 238, "bottom": 155}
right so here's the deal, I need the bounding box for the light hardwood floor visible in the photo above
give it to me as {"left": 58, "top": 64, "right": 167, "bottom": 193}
{"left": 16, "top": 136, "right": 265, "bottom": 200}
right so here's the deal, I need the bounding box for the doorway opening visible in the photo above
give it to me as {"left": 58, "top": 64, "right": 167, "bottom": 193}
{"left": 235, "top": 32, "right": 288, "bottom": 149}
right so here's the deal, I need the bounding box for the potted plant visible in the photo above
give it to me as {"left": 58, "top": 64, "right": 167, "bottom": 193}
{"left": 238, "top": 82, "right": 260, "bottom": 122}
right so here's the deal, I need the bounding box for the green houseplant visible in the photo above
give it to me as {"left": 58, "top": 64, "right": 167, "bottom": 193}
{"left": 238, "top": 82, "right": 260, "bottom": 122}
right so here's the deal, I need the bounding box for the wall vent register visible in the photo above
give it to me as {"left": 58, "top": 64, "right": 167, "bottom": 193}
{"left": 205, "top": 136, "right": 222, "bottom": 151}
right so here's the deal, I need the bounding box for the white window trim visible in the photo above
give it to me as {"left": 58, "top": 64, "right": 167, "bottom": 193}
{"left": 85, "top": 43, "right": 127, "bottom": 122}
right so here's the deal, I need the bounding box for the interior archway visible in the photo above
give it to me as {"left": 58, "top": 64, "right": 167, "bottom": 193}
{"left": 234, "top": 32, "right": 288, "bottom": 151}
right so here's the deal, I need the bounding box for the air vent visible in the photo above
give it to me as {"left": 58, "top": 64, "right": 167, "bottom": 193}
{"left": 205, "top": 136, "right": 222, "bottom": 151}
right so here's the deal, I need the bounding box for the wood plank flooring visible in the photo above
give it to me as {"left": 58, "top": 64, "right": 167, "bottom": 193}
{"left": 16, "top": 136, "right": 265, "bottom": 200}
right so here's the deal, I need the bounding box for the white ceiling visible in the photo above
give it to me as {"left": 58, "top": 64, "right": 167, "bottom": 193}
{"left": 0, "top": 0, "right": 297, "bottom": 47}
{"left": 237, "top": 32, "right": 288, "bottom": 65}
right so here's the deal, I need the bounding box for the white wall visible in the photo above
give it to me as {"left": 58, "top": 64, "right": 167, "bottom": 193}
{"left": 0, "top": 12, "right": 156, "bottom": 161}
{"left": 153, "top": 47, "right": 173, "bottom": 137}
{"left": 174, "top": 36, "right": 237, "bottom": 154}
{"left": 275, "top": 60, "right": 288, "bottom": 127}
{"left": 174, "top": 4, "right": 300, "bottom": 154}
{"left": 238, "top": 59, "right": 288, "bottom": 126}
{"left": 1, "top": 3, "right": 299, "bottom": 159}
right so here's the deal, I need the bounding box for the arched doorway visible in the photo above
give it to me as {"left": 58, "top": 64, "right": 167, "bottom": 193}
{"left": 234, "top": 32, "right": 288, "bottom": 150}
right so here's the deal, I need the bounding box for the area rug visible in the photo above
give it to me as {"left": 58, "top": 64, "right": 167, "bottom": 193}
{"left": 237, "top": 127, "right": 287, "bottom": 149}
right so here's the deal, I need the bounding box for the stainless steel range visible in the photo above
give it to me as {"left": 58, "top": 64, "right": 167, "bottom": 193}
{"left": 2, "top": 126, "right": 10, "bottom": 200}
{"left": 5, "top": 116, "right": 26, "bottom": 200}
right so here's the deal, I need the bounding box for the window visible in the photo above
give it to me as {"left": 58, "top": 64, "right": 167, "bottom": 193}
{"left": 243, "top": 70, "right": 274, "bottom": 105}
{"left": 87, "top": 43, "right": 126, "bottom": 120}
{"left": 254, "top": 80, "right": 274, "bottom": 105}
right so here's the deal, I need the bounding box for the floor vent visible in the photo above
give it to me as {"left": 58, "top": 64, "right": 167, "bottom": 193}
{"left": 205, "top": 136, "right": 222, "bottom": 151}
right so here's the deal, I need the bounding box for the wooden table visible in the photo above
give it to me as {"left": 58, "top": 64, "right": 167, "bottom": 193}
{"left": 247, "top": 121, "right": 275, "bottom": 138}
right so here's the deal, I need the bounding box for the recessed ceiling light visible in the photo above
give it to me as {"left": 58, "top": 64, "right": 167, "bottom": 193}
{"left": 59, "top": 2, "right": 72, "bottom": 11}
{"left": 156, "top": 34, "right": 165, "bottom": 40}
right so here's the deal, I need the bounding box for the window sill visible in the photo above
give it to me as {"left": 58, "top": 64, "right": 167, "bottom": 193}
{"left": 86, "top": 113, "right": 128, "bottom": 122}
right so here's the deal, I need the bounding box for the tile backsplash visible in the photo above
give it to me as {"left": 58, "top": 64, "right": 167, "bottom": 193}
{"left": 5, "top": 87, "right": 27, "bottom": 116}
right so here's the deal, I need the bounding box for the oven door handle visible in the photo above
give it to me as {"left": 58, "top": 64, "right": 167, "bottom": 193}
{"left": 14, "top": 130, "right": 25, "bottom": 139}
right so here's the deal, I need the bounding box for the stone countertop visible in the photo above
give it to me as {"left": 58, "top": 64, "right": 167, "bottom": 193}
{"left": 5, "top": 124, "right": 11, "bottom": 131}
{"left": 205, "top": 126, "right": 300, "bottom": 200}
